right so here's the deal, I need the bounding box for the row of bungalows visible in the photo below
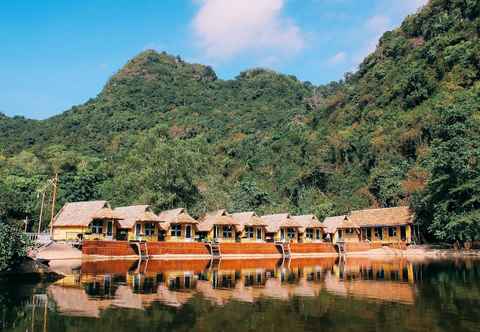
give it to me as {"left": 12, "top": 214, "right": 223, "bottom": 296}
{"left": 51, "top": 201, "right": 414, "bottom": 256}
{"left": 323, "top": 207, "right": 414, "bottom": 247}
{"left": 51, "top": 202, "right": 326, "bottom": 244}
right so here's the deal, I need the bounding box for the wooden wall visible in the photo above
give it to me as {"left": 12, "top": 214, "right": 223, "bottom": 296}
{"left": 290, "top": 243, "right": 337, "bottom": 254}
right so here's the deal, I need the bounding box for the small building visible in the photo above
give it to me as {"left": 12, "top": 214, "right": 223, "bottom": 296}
{"left": 350, "top": 207, "right": 413, "bottom": 244}
{"left": 335, "top": 217, "right": 361, "bottom": 243}
{"left": 323, "top": 215, "right": 348, "bottom": 244}
{"left": 52, "top": 201, "right": 122, "bottom": 241}
{"left": 196, "top": 210, "right": 240, "bottom": 242}
{"left": 114, "top": 205, "right": 162, "bottom": 242}
{"left": 157, "top": 208, "right": 198, "bottom": 242}
{"left": 292, "top": 214, "right": 325, "bottom": 243}
{"left": 261, "top": 213, "right": 302, "bottom": 243}
{"left": 323, "top": 206, "right": 414, "bottom": 245}
{"left": 231, "top": 212, "right": 268, "bottom": 242}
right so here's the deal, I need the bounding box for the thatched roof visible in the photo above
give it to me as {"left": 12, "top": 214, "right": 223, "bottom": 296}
{"left": 292, "top": 215, "right": 325, "bottom": 233}
{"left": 336, "top": 217, "right": 360, "bottom": 230}
{"left": 322, "top": 215, "right": 347, "bottom": 234}
{"left": 349, "top": 207, "right": 413, "bottom": 227}
{"left": 261, "top": 214, "right": 301, "bottom": 233}
{"left": 114, "top": 205, "right": 161, "bottom": 229}
{"left": 157, "top": 208, "right": 198, "bottom": 231}
{"left": 197, "top": 210, "right": 239, "bottom": 232}
{"left": 53, "top": 201, "right": 119, "bottom": 227}
{"left": 231, "top": 212, "right": 268, "bottom": 232}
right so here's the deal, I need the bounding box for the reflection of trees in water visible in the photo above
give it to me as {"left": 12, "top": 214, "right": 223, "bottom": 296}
{"left": 4, "top": 259, "right": 480, "bottom": 332}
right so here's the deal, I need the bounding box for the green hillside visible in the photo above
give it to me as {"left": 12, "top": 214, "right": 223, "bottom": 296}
{"left": 1, "top": 0, "right": 479, "bottom": 243}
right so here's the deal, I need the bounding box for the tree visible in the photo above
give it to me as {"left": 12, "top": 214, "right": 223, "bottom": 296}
{"left": 231, "top": 180, "right": 270, "bottom": 212}
{"left": 0, "top": 224, "right": 32, "bottom": 271}
{"left": 413, "top": 103, "right": 480, "bottom": 244}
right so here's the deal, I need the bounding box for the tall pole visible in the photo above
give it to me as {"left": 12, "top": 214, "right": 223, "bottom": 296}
{"left": 49, "top": 173, "right": 58, "bottom": 237}
{"left": 38, "top": 191, "right": 46, "bottom": 234}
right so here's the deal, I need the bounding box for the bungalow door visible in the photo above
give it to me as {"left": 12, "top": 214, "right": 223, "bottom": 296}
{"left": 400, "top": 226, "right": 407, "bottom": 241}
{"left": 135, "top": 223, "right": 142, "bottom": 240}
{"left": 256, "top": 228, "right": 262, "bottom": 241}
{"left": 185, "top": 225, "right": 192, "bottom": 240}
{"left": 106, "top": 221, "right": 113, "bottom": 238}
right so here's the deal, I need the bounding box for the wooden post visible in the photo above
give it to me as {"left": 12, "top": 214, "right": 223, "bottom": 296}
{"left": 49, "top": 173, "right": 58, "bottom": 237}
{"left": 38, "top": 190, "right": 46, "bottom": 234}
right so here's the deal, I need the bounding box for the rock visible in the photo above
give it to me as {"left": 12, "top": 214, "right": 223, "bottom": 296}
{"left": 0, "top": 257, "right": 63, "bottom": 281}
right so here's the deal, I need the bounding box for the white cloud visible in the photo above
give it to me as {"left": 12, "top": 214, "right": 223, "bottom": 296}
{"left": 192, "top": 0, "right": 304, "bottom": 60}
{"left": 328, "top": 51, "right": 347, "bottom": 65}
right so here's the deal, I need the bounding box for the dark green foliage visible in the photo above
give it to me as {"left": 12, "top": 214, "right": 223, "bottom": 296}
{"left": 0, "top": 223, "right": 32, "bottom": 271}
{"left": 231, "top": 180, "right": 270, "bottom": 212}
{"left": 412, "top": 93, "right": 480, "bottom": 243}
{"left": 0, "top": 1, "right": 479, "bottom": 241}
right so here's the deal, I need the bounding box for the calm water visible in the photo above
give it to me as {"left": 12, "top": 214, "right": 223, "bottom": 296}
{"left": 1, "top": 257, "right": 479, "bottom": 332}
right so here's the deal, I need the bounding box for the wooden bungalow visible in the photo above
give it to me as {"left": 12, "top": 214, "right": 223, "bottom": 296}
{"left": 114, "top": 205, "right": 162, "bottom": 242}
{"left": 157, "top": 208, "right": 198, "bottom": 242}
{"left": 261, "top": 213, "right": 302, "bottom": 243}
{"left": 292, "top": 214, "right": 325, "bottom": 243}
{"left": 196, "top": 210, "right": 240, "bottom": 242}
{"left": 349, "top": 207, "right": 413, "bottom": 244}
{"left": 231, "top": 212, "right": 268, "bottom": 242}
{"left": 52, "top": 201, "right": 122, "bottom": 241}
{"left": 323, "top": 206, "right": 414, "bottom": 245}
{"left": 322, "top": 215, "right": 347, "bottom": 244}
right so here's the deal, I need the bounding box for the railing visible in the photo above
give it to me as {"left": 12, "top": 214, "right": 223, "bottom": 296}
{"left": 25, "top": 232, "right": 51, "bottom": 245}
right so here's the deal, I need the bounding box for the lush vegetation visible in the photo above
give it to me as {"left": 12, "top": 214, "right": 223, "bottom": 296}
{"left": 0, "top": 224, "right": 32, "bottom": 271}
{"left": 0, "top": 0, "right": 479, "bottom": 243}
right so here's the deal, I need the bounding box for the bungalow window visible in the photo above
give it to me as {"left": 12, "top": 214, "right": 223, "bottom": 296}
{"left": 223, "top": 226, "right": 233, "bottom": 238}
{"left": 91, "top": 220, "right": 103, "bottom": 234}
{"left": 306, "top": 229, "right": 314, "bottom": 239}
{"left": 287, "top": 228, "right": 296, "bottom": 240}
{"left": 375, "top": 227, "right": 383, "bottom": 240}
{"left": 256, "top": 228, "right": 262, "bottom": 240}
{"left": 144, "top": 223, "right": 155, "bottom": 236}
{"left": 388, "top": 227, "right": 397, "bottom": 237}
{"left": 171, "top": 224, "right": 181, "bottom": 237}
{"left": 315, "top": 229, "right": 321, "bottom": 240}
{"left": 245, "top": 226, "right": 254, "bottom": 238}
{"left": 346, "top": 228, "right": 354, "bottom": 234}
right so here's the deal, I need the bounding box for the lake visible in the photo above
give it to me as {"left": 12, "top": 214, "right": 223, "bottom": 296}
{"left": 1, "top": 257, "right": 479, "bottom": 331}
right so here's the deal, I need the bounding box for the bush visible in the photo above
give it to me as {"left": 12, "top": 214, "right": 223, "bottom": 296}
{"left": 0, "top": 224, "right": 32, "bottom": 272}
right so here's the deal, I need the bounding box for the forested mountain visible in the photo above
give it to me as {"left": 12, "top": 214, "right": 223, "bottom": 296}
{"left": 1, "top": 0, "right": 479, "bottom": 243}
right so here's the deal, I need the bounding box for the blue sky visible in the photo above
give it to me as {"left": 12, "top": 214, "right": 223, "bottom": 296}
{"left": 0, "top": 0, "right": 427, "bottom": 119}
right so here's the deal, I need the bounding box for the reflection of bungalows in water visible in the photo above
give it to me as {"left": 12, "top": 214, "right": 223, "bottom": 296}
{"left": 325, "top": 258, "right": 416, "bottom": 304}
{"left": 52, "top": 201, "right": 123, "bottom": 241}
{"left": 323, "top": 207, "right": 414, "bottom": 246}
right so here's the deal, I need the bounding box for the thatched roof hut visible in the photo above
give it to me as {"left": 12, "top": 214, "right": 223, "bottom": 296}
{"left": 197, "top": 209, "right": 239, "bottom": 232}
{"left": 231, "top": 212, "right": 268, "bottom": 232}
{"left": 323, "top": 206, "right": 413, "bottom": 234}
{"left": 261, "top": 214, "right": 301, "bottom": 233}
{"left": 114, "top": 205, "right": 161, "bottom": 229}
{"left": 291, "top": 214, "right": 324, "bottom": 233}
{"left": 322, "top": 215, "right": 347, "bottom": 234}
{"left": 53, "top": 201, "right": 120, "bottom": 227}
{"left": 349, "top": 207, "right": 413, "bottom": 227}
{"left": 157, "top": 208, "right": 198, "bottom": 231}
